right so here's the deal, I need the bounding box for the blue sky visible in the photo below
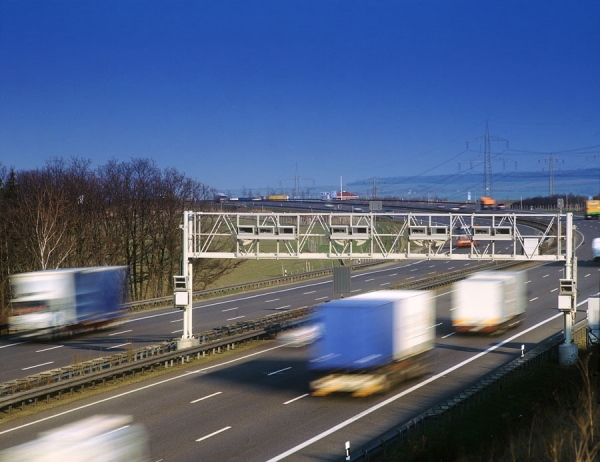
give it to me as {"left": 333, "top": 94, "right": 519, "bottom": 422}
{"left": 1, "top": 1, "right": 599, "bottom": 195}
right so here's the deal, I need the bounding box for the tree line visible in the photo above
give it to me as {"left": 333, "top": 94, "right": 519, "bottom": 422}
{"left": 0, "top": 157, "right": 240, "bottom": 321}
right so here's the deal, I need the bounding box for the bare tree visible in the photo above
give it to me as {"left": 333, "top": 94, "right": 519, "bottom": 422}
{"left": 10, "top": 169, "right": 76, "bottom": 270}
{"left": 0, "top": 156, "right": 243, "bottom": 304}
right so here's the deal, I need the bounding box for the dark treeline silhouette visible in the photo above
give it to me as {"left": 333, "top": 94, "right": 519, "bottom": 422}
{"left": 0, "top": 157, "right": 240, "bottom": 321}
{"left": 519, "top": 193, "right": 590, "bottom": 210}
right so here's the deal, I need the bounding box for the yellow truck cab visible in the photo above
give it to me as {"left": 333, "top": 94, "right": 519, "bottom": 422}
{"left": 585, "top": 200, "right": 600, "bottom": 220}
{"left": 480, "top": 196, "right": 496, "bottom": 210}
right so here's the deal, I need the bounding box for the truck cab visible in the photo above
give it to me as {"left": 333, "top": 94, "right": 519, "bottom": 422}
{"left": 480, "top": 196, "right": 497, "bottom": 210}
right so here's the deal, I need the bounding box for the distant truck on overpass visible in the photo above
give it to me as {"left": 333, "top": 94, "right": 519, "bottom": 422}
{"left": 585, "top": 199, "right": 600, "bottom": 219}
{"left": 480, "top": 196, "right": 497, "bottom": 210}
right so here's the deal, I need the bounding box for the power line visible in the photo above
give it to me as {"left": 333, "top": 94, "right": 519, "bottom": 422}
{"left": 465, "top": 120, "right": 510, "bottom": 197}
{"left": 280, "top": 164, "right": 314, "bottom": 199}
{"left": 539, "top": 154, "right": 564, "bottom": 196}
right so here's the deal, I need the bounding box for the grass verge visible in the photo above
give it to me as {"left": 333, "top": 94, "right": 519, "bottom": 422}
{"left": 377, "top": 347, "right": 600, "bottom": 462}
{"left": 205, "top": 258, "right": 345, "bottom": 288}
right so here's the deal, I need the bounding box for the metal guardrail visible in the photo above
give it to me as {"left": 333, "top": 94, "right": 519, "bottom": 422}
{"left": 124, "top": 259, "right": 386, "bottom": 312}
{"left": 0, "top": 215, "right": 560, "bottom": 418}
{"left": 0, "top": 306, "right": 317, "bottom": 416}
{"left": 349, "top": 320, "right": 589, "bottom": 461}
{"left": 0, "top": 259, "right": 531, "bottom": 417}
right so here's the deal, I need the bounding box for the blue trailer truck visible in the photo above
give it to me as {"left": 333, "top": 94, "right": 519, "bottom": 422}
{"left": 308, "top": 290, "right": 435, "bottom": 397}
{"left": 9, "top": 266, "right": 129, "bottom": 338}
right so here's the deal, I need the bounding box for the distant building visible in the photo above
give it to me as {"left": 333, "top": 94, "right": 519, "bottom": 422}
{"left": 337, "top": 191, "right": 359, "bottom": 200}
{"left": 320, "top": 191, "right": 358, "bottom": 200}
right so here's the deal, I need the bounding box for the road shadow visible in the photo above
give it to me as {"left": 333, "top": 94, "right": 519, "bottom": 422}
{"left": 191, "top": 356, "right": 313, "bottom": 395}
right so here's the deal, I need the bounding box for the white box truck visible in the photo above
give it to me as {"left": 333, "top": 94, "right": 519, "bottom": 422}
{"left": 0, "top": 415, "right": 149, "bottom": 462}
{"left": 452, "top": 270, "right": 527, "bottom": 334}
{"left": 592, "top": 238, "right": 600, "bottom": 261}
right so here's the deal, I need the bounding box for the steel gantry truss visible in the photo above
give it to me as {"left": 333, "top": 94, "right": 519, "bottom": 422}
{"left": 175, "top": 211, "right": 578, "bottom": 364}
{"left": 183, "top": 211, "right": 569, "bottom": 261}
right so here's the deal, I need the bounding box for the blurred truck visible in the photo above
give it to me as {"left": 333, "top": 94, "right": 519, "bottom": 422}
{"left": 585, "top": 200, "right": 600, "bottom": 219}
{"left": 592, "top": 238, "right": 600, "bottom": 261}
{"left": 452, "top": 270, "right": 526, "bottom": 334}
{"left": 480, "top": 196, "right": 497, "bottom": 210}
{"left": 277, "top": 322, "right": 323, "bottom": 347}
{"left": 308, "top": 290, "right": 435, "bottom": 397}
{"left": 9, "top": 266, "right": 129, "bottom": 338}
{"left": 0, "top": 415, "right": 149, "bottom": 462}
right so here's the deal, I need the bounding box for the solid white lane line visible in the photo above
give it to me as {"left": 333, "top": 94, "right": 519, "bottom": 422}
{"left": 191, "top": 392, "right": 222, "bottom": 403}
{"left": 267, "top": 367, "right": 292, "bottom": 376}
{"left": 36, "top": 345, "right": 64, "bottom": 353}
{"left": 284, "top": 394, "right": 309, "bottom": 404}
{"left": 275, "top": 306, "right": 291, "bottom": 310}
{"left": 196, "top": 426, "right": 231, "bottom": 442}
{"left": 22, "top": 362, "right": 54, "bottom": 371}
{"left": 109, "top": 330, "right": 133, "bottom": 335}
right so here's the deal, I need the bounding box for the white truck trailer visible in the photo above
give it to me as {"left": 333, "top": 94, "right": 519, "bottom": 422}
{"left": 0, "top": 415, "right": 149, "bottom": 462}
{"left": 452, "top": 270, "right": 527, "bottom": 334}
{"left": 592, "top": 238, "right": 600, "bottom": 261}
